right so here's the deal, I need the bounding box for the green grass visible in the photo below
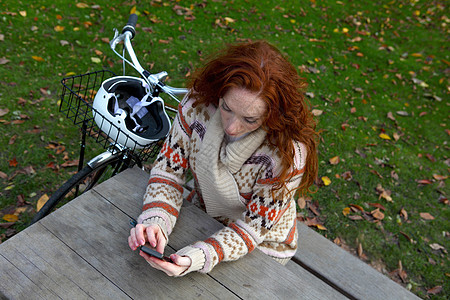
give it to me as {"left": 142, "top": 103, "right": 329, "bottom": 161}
{"left": 0, "top": 0, "right": 448, "bottom": 298}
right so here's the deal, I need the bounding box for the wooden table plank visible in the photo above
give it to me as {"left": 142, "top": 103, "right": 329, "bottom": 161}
{"left": 38, "top": 190, "right": 238, "bottom": 299}
{"left": 0, "top": 223, "right": 128, "bottom": 299}
{"left": 96, "top": 167, "right": 349, "bottom": 300}
{"left": 293, "top": 222, "right": 420, "bottom": 300}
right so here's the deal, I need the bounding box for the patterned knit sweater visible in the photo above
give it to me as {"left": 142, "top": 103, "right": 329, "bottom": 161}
{"left": 137, "top": 97, "right": 306, "bottom": 275}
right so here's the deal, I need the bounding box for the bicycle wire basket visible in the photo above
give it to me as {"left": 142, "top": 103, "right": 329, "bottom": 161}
{"left": 60, "top": 70, "right": 164, "bottom": 162}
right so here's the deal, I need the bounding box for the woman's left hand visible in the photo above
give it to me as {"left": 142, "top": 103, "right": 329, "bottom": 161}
{"left": 140, "top": 252, "right": 191, "bottom": 277}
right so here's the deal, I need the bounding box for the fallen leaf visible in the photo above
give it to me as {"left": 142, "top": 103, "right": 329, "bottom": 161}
{"left": 321, "top": 176, "right": 331, "bottom": 186}
{"left": 76, "top": 2, "right": 89, "bottom": 8}
{"left": 342, "top": 207, "right": 351, "bottom": 216}
{"left": 420, "top": 212, "right": 434, "bottom": 220}
{"left": 19, "top": 11, "right": 27, "bottom": 17}
{"left": 2, "top": 214, "right": 18, "bottom": 222}
{"left": 60, "top": 160, "right": 79, "bottom": 168}
{"left": 32, "top": 56, "right": 45, "bottom": 62}
{"left": 387, "top": 112, "right": 396, "bottom": 121}
{"left": 311, "top": 109, "right": 323, "bottom": 116}
{"left": 427, "top": 286, "right": 443, "bottom": 295}
{"left": 9, "top": 158, "right": 18, "bottom": 167}
{"left": 417, "top": 179, "right": 433, "bottom": 185}
{"left": 297, "top": 197, "right": 306, "bottom": 209}
{"left": 54, "top": 25, "right": 65, "bottom": 32}
{"left": 37, "top": 194, "right": 49, "bottom": 212}
{"left": 0, "top": 57, "right": 10, "bottom": 65}
{"left": 91, "top": 57, "right": 101, "bottom": 64}
{"left": 0, "top": 171, "right": 7, "bottom": 179}
{"left": 368, "top": 203, "right": 386, "bottom": 210}
{"left": 400, "top": 208, "right": 408, "bottom": 220}
{"left": 329, "top": 156, "right": 340, "bottom": 165}
{"left": 371, "top": 208, "right": 385, "bottom": 220}
{"left": 0, "top": 108, "right": 9, "bottom": 116}
{"left": 350, "top": 204, "right": 364, "bottom": 212}
{"left": 433, "top": 174, "right": 448, "bottom": 180}
{"left": 379, "top": 133, "right": 391, "bottom": 140}
{"left": 429, "top": 243, "right": 445, "bottom": 251}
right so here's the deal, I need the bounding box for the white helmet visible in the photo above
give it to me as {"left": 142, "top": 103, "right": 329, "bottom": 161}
{"left": 92, "top": 76, "right": 171, "bottom": 149}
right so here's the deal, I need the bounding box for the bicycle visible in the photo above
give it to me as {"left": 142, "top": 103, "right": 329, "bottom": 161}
{"left": 30, "top": 14, "right": 188, "bottom": 225}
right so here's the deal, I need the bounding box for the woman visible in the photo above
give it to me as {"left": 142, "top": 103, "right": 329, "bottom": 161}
{"left": 128, "top": 40, "right": 318, "bottom": 276}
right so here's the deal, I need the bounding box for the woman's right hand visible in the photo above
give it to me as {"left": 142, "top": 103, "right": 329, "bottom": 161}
{"left": 128, "top": 223, "right": 167, "bottom": 254}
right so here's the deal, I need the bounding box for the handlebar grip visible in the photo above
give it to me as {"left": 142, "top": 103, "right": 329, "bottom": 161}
{"left": 122, "top": 14, "right": 138, "bottom": 39}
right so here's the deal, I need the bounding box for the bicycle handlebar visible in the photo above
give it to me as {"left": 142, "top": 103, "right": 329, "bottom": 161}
{"left": 122, "top": 14, "right": 137, "bottom": 38}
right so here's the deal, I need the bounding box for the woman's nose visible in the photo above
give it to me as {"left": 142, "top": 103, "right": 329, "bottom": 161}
{"left": 226, "top": 116, "right": 241, "bottom": 135}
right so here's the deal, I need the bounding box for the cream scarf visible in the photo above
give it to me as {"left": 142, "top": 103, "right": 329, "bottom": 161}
{"left": 196, "top": 108, "right": 267, "bottom": 219}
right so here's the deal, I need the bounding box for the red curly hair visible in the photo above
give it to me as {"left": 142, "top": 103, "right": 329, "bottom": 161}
{"left": 187, "top": 40, "right": 318, "bottom": 194}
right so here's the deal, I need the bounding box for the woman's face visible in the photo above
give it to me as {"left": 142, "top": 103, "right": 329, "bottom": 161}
{"left": 219, "top": 87, "right": 267, "bottom": 138}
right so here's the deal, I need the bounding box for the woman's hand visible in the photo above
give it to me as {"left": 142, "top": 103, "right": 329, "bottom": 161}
{"left": 128, "top": 224, "right": 191, "bottom": 276}
{"left": 140, "top": 253, "right": 191, "bottom": 277}
{"left": 128, "top": 223, "right": 166, "bottom": 254}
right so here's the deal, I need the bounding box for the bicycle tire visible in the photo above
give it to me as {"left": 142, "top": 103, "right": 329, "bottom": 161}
{"left": 30, "top": 154, "right": 127, "bottom": 225}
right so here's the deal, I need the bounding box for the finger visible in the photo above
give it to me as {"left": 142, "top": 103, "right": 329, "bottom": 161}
{"left": 128, "top": 228, "right": 139, "bottom": 250}
{"left": 154, "top": 230, "right": 167, "bottom": 254}
{"left": 128, "top": 235, "right": 137, "bottom": 250}
{"left": 145, "top": 226, "right": 159, "bottom": 248}
{"left": 135, "top": 224, "right": 147, "bottom": 246}
{"left": 170, "top": 254, "right": 191, "bottom": 267}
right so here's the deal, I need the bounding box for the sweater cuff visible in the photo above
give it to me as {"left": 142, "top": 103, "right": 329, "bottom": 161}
{"left": 141, "top": 217, "right": 168, "bottom": 242}
{"left": 175, "top": 246, "right": 206, "bottom": 276}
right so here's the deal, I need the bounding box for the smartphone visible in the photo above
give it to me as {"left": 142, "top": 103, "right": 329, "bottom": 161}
{"left": 140, "top": 246, "right": 173, "bottom": 262}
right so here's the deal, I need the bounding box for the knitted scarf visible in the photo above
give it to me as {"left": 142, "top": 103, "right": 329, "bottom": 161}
{"left": 196, "top": 109, "right": 267, "bottom": 219}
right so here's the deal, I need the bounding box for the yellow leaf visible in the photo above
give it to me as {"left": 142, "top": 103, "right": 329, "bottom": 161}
{"left": 19, "top": 11, "right": 27, "bottom": 17}
{"left": 91, "top": 57, "right": 101, "bottom": 64}
{"left": 315, "top": 224, "right": 327, "bottom": 230}
{"left": 130, "top": 6, "right": 137, "bottom": 14}
{"left": 76, "top": 3, "right": 89, "bottom": 8}
{"left": 32, "top": 56, "right": 45, "bottom": 62}
{"left": 322, "top": 176, "right": 331, "bottom": 186}
{"left": 4, "top": 184, "right": 14, "bottom": 191}
{"left": 37, "top": 194, "right": 49, "bottom": 212}
{"left": 54, "top": 25, "right": 65, "bottom": 32}
{"left": 65, "top": 71, "right": 76, "bottom": 76}
{"left": 342, "top": 27, "right": 349, "bottom": 33}
{"left": 3, "top": 214, "right": 19, "bottom": 222}
{"left": 342, "top": 207, "right": 351, "bottom": 216}
{"left": 379, "top": 133, "right": 391, "bottom": 140}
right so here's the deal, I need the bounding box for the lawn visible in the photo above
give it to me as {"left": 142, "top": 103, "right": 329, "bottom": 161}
{"left": 0, "top": 0, "right": 448, "bottom": 298}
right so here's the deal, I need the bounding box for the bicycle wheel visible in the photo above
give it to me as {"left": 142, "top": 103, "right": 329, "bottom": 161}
{"left": 31, "top": 154, "right": 129, "bottom": 225}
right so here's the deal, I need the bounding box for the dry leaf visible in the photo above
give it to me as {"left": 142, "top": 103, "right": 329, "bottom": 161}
{"left": 379, "top": 133, "right": 391, "bottom": 140}
{"left": 311, "top": 109, "right": 323, "bottom": 116}
{"left": 32, "top": 56, "right": 45, "bottom": 62}
{"left": 433, "top": 174, "right": 448, "bottom": 181}
{"left": 427, "top": 286, "right": 443, "bottom": 295}
{"left": 429, "top": 243, "right": 445, "bottom": 251}
{"left": 0, "top": 108, "right": 9, "bottom": 116}
{"left": 2, "top": 214, "right": 18, "bottom": 222}
{"left": 420, "top": 212, "right": 435, "bottom": 220}
{"left": 342, "top": 207, "right": 351, "bottom": 216}
{"left": 329, "top": 156, "right": 340, "bottom": 165}
{"left": 371, "top": 208, "right": 385, "bottom": 220}
{"left": 76, "top": 3, "right": 89, "bottom": 8}
{"left": 297, "top": 197, "right": 306, "bottom": 209}
{"left": 37, "top": 194, "right": 49, "bottom": 212}
{"left": 321, "top": 176, "right": 331, "bottom": 186}
{"left": 54, "top": 25, "right": 65, "bottom": 32}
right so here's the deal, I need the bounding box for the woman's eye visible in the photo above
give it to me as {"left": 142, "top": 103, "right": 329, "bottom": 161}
{"left": 245, "top": 118, "right": 257, "bottom": 124}
{"left": 221, "top": 101, "right": 231, "bottom": 112}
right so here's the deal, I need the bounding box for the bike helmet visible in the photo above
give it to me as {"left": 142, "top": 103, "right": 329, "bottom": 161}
{"left": 92, "top": 76, "right": 171, "bottom": 149}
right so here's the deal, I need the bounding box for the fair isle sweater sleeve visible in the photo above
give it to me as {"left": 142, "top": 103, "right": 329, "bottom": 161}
{"left": 178, "top": 143, "right": 306, "bottom": 275}
{"left": 136, "top": 98, "right": 193, "bottom": 239}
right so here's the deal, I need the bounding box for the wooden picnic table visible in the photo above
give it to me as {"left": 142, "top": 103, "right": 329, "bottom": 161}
{"left": 0, "top": 168, "right": 419, "bottom": 299}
